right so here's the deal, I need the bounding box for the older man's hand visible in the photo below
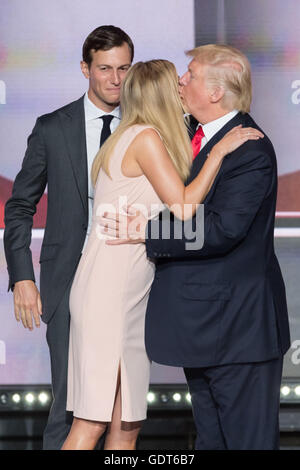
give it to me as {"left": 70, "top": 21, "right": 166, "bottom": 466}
{"left": 99, "top": 205, "right": 147, "bottom": 245}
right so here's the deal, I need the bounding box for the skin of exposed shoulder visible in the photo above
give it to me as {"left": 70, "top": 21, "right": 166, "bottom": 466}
{"left": 126, "top": 128, "right": 186, "bottom": 212}
{"left": 132, "top": 127, "right": 167, "bottom": 159}
{"left": 130, "top": 127, "right": 173, "bottom": 172}
{"left": 121, "top": 127, "right": 171, "bottom": 178}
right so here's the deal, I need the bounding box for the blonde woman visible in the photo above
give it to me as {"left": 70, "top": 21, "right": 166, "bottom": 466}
{"left": 61, "top": 59, "right": 262, "bottom": 450}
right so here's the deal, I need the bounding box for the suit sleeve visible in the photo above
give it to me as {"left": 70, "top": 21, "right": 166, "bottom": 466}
{"left": 4, "top": 117, "right": 47, "bottom": 291}
{"left": 145, "top": 151, "right": 273, "bottom": 259}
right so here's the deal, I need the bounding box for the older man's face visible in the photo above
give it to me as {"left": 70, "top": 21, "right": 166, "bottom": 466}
{"left": 179, "top": 59, "right": 212, "bottom": 124}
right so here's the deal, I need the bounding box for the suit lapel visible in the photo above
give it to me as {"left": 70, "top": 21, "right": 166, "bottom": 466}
{"left": 187, "top": 115, "right": 199, "bottom": 140}
{"left": 59, "top": 96, "right": 88, "bottom": 215}
{"left": 186, "top": 112, "right": 245, "bottom": 186}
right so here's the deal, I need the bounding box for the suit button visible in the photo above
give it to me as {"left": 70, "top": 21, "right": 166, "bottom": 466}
{"left": 82, "top": 223, "right": 87, "bottom": 231}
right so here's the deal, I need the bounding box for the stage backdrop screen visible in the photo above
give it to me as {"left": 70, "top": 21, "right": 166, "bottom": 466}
{"left": 0, "top": 0, "right": 299, "bottom": 385}
{"left": 0, "top": 0, "right": 194, "bottom": 385}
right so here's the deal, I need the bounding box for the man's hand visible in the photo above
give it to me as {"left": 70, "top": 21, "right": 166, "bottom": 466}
{"left": 13, "top": 280, "right": 43, "bottom": 331}
{"left": 99, "top": 205, "right": 147, "bottom": 245}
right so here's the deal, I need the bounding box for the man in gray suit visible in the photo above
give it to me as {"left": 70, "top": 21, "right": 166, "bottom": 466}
{"left": 4, "top": 25, "right": 134, "bottom": 450}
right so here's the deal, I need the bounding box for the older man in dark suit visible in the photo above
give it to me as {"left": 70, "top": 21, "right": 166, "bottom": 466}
{"left": 100, "top": 44, "right": 290, "bottom": 450}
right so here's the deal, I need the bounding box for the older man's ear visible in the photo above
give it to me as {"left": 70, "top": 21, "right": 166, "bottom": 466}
{"left": 209, "top": 86, "right": 226, "bottom": 104}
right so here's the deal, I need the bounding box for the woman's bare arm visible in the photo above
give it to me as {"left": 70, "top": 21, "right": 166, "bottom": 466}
{"left": 133, "top": 125, "right": 263, "bottom": 220}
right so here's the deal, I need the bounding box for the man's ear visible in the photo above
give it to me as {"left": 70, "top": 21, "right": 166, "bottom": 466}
{"left": 209, "top": 86, "right": 225, "bottom": 104}
{"left": 80, "top": 61, "right": 90, "bottom": 79}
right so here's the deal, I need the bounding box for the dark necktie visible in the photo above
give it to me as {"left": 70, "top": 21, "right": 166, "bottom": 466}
{"left": 100, "top": 115, "right": 114, "bottom": 147}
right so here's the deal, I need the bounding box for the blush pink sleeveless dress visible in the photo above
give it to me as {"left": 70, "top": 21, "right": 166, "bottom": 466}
{"left": 66, "top": 125, "right": 164, "bottom": 422}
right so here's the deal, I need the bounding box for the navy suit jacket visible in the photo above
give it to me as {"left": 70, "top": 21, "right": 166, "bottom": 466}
{"left": 145, "top": 112, "right": 290, "bottom": 367}
{"left": 4, "top": 96, "right": 88, "bottom": 323}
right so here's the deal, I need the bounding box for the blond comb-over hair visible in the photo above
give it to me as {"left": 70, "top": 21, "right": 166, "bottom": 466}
{"left": 187, "top": 44, "right": 252, "bottom": 113}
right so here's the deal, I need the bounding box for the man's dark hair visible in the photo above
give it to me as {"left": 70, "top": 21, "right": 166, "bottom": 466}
{"left": 82, "top": 25, "right": 134, "bottom": 67}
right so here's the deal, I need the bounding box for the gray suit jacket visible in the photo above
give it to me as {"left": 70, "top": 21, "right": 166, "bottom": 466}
{"left": 4, "top": 95, "right": 89, "bottom": 323}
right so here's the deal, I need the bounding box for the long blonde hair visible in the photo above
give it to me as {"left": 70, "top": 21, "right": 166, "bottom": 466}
{"left": 91, "top": 59, "right": 192, "bottom": 186}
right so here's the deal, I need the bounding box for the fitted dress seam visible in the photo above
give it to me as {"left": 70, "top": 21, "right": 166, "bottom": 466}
{"left": 117, "top": 183, "right": 150, "bottom": 421}
{"left": 107, "top": 153, "right": 149, "bottom": 422}
{"left": 113, "top": 245, "right": 132, "bottom": 422}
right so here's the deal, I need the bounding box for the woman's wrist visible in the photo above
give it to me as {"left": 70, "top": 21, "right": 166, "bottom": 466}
{"left": 208, "top": 144, "right": 225, "bottom": 161}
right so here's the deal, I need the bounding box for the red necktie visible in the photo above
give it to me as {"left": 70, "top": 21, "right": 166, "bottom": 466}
{"left": 191, "top": 126, "right": 205, "bottom": 160}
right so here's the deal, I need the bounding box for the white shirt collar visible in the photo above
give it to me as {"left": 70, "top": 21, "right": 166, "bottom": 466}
{"left": 199, "top": 109, "right": 239, "bottom": 143}
{"left": 84, "top": 91, "right": 121, "bottom": 122}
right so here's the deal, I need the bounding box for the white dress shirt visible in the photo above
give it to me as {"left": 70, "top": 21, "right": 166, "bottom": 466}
{"left": 198, "top": 109, "right": 239, "bottom": 151}
{"left": 82, "top": 92, "right": 121, "bottom": 252}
